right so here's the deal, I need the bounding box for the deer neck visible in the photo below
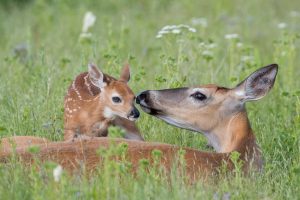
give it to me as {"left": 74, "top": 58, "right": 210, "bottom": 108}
{"left": 206, "top": 111, "right": 259, "bottom": 154}
{"left": 205, "top": 111, "right": 263, "bottom": 169}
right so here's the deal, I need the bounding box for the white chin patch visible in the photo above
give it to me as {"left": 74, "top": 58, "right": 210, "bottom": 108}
{"left": 157, "top": 115, "right": 197, "bottom": 132}
{"left": 103, "top": 107, "right": 115, "bottom": 119}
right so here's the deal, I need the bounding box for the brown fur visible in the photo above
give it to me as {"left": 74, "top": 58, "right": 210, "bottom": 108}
{"left": 64, "top": 64, "right": 143, "bottom": 141}
{"left": 0, "top": 64, "right": 277, "bottom": 180}
{"left": 0, "top": 137, "right": 233, "bottom": 180}
{"left": 0, "top": 136, "right": 49, "bottom": 153}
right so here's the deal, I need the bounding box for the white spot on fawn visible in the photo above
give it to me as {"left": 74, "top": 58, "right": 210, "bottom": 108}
{"left": 84, "top": 74, "right": 94, "bottom": 95}
{"left": 72, "top": 80, "right": 82, "bottom": 100}
{"left": 103, "top": 107, "right": 115, "bottom": 119}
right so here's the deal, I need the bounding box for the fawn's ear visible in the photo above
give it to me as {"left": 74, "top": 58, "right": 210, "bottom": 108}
{"left": 233, "top": 64, "right": 278, "bottom": 102}
{"left": 119, "top": 63, "right": 130, "bottom": 82}
{"left": 88, "top": 63, "right": 106, "bottom": 88}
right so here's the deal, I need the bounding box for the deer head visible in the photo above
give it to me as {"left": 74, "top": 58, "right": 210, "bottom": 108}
{"left": 136, "top": 64, "right": 278, "bottom": 152}
{"left": 88, "top": 63, "right": 139, "bottom": 121}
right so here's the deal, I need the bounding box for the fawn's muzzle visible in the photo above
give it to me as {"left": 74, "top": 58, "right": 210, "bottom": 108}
{"left": 128, "top": 107, "right": 140, "bottom": 120}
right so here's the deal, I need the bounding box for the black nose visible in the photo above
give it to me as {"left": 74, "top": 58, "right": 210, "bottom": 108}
{"left": 136, "top": 91, "right": 149, "bottom": 104}
{"left": 129, "top": 107, "right": 140, "bottom": 118}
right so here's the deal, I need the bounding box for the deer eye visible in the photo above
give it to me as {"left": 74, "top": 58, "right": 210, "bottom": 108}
{"left": 112, "top": 96, "right": 122, "bottom": 103}
{"left": 190, "top": 92, "right": 207, "bottom": 101}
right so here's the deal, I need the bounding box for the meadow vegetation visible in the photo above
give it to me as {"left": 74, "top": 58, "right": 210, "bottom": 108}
{"left": 0, "top": 0, "right": 299, "bottom": 199}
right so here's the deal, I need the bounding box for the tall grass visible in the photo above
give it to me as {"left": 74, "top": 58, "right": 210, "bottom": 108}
{"left": 0, "top": 0, "right": 299, "bottom": 199}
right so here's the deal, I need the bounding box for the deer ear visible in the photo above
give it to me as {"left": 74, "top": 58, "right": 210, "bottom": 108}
{"left": 233, "top": 64, "right": 278, "bottom": 102}
{"left": 88, "top": 63, "right": 106, "bottom": 88}
{"left": 119, "top": 63, "right": 130, "bottom": 82}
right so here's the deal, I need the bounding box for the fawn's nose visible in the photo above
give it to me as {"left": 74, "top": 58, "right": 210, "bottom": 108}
{"left": 136, "top": 91, "right": 149, "bottom": 104}
{"left": 128, "top": 107, "right": 140, "bottom": 119}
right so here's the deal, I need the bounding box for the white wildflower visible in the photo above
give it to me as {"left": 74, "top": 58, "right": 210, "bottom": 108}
{"left": 82, "top": 11, "right": 96, "bottom": 33}
{"left": 158, "top": 30, "right": 170, "bottom": 35}
{"left": 156, "top": 24, "right": 196, "bottom": 38}
{"left": 198, "top": 42, "right": 206, "bottom": 48}
{"left": 202, "top": 50, "right": 213, "bottom": 57}
{"left": 188, "top": 27, "right": 196, "bottom": 32}
{"left": 191, "top": 18, "right": 208, "bottom": 27}
{"left": 172, "top": 29, "right": 181, "bottom": 34}
{"left": 162, "top": 25, "right": 177, "bottom": 31}
{"left": 290, "top": 11, "right": 300, "bottom": 17}
{"left": 177, "top": 24, "right": 188, "bottom": 28}
{"left": 236, "top": 42, "right": 243, "bottom": 48}
{"left": 241, "top": 56, "right": 253, "bottom": 62}
{"left": 53, "top": 165, "right": 63, "bottom": 182}
{"left": 207, "top": 43, "right": 217, "bottom": 49}
{"left": 225, "top": 33, "right": 239, "bottom": 40}
{"left": 277, "top": 23, "right": 287, "bottom": 29}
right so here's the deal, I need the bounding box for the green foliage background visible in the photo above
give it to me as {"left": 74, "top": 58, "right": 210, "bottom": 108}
{"left": 0, "top": 0, "right": 299, "bottom": 199}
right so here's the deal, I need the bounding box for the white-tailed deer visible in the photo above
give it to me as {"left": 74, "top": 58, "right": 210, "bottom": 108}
{"left": 64, "top": 63, "right": 143, "bottom": 141}
{"left": 0, "top": 64, "right": 278, "bottom": 180}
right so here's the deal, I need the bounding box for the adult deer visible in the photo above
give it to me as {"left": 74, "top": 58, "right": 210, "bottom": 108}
{"left": 64, "top": 63, "right": 143, "bottom": 141}
{"left": 0, "top": 64, "right": 278, "bottom": 179}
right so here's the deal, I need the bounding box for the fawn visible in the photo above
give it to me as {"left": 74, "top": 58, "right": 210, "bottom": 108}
{"left": 0, "top": 64, "right": 277, "bottom": 180}
{"left": 64, "top": 63, "right": 143, "bottom": 141}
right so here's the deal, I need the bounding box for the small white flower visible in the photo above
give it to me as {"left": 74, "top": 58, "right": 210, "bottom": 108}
{"left": 156, "top": 24, "right": 196, "bottom": 38}
{"left": 225, "top": 33, "right": 239, "bottom": 40}
{"left": 241, "top": 56, "right": 253, "bottom": 62}
{"left": 191, "top": 18, "right": 208, "bottom": 27}
{"left": 236, "top": 42, "right": 243, "bottom": 48}
{"left": 202, "top": 50, "right": 213, "bottom": 57}
{"left": 158, "top": 30, "right": 170, "bottom": 35}
{"left": 207, "top": 43, "right": 217, "bottom": 49}
{"left": 53, "top": 165, "right": 63, "bottom": 182}
{"left": 179, "top": 24, "right": 192, "bottom": 29}
{"left": 172, "top": 29, "right": 181, "bottom": 34}
{"left": 290, "top": 11, "right": 300, "bottom": 17}
{"left": 82, "top": 11, "right": 96, "bottom": 33}
{"left": 277, "top": 22, "right": 287, "bottom": 29}
{"left": 188, "top": 27, "right": 197, "bottom": 32}
{"left": 162, "top": 25, "right": 177, "bottom": 31}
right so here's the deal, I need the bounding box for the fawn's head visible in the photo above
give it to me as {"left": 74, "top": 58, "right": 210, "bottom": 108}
{"left": 137, "top": 64, "right": 278, "bottom": 152}
{"left": 89, "top": 63, "right": 139, "bottom": 121}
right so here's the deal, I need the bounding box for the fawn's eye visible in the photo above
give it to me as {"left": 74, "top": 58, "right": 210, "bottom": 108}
{"left": 190, "top": 92, "right": 207, "bottom": 101}
{"left": 112, "top": 96, "right": 122, "bottom": 103}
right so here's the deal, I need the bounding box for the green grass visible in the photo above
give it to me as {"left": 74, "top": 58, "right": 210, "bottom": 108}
{"left": 0, "top": 0, "right": 299, "bottom": 199}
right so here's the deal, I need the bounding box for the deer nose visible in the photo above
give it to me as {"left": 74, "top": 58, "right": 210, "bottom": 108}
{"left": 136, "top": 91, "right": 149, "bottom": 104}
{"left": 128, "top": 107, "right": 140, "bottom": 119}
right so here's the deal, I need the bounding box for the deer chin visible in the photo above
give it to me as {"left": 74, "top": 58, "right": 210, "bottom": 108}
{"left": 137, "top": 100, "right": 163, "bottom": 116}
{"left": 139, "top": 104, "right": 163, "bottom": 116}
{"left": 155, "top": 115, "right": 199, "bottom": 132}
{"left": 103, "top": 107, "right": 127, "bottom": 120}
